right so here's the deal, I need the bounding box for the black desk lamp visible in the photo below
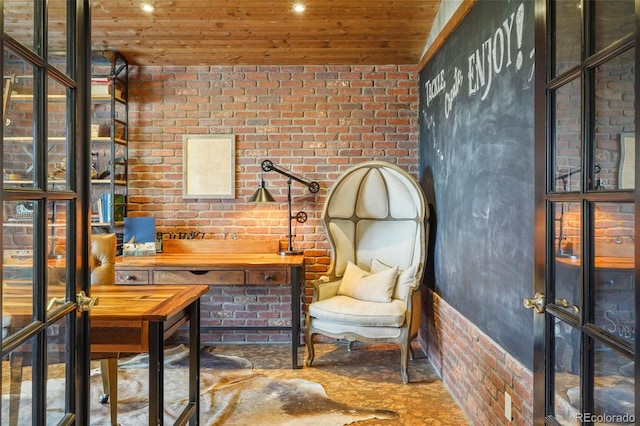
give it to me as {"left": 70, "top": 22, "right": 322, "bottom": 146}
{"left": 555, "top": 166, "right": 581, "bottom": 259}
{"left": 250, "top": 159, "right": 320, "bottom": 255}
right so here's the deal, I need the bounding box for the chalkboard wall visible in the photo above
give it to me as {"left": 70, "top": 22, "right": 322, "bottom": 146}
{"left": 419, "top": 0, "right": 535, "bottom": 368}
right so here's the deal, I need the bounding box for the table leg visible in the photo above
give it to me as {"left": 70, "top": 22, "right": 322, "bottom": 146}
{"left": 189, "top": 299, "right": 201, "bottom": 425}
{"left": 290, "top": 265, "right": 302, "bottom": 369}
{"left": 149, "top": 321, "right": 164, "bottom": 426}
{"left": 100, "top": 357, "right": 118, "bottom": 426}
{"left": 9, "top": 352, "right": 23, "bottom": 426}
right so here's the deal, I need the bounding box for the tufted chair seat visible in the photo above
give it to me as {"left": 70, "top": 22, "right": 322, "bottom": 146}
{"left": 305, "top": 161, "right": 428, "bottom": 384}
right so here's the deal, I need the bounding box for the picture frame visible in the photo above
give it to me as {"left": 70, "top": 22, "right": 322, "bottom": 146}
{"left": 619, "top": 133, "right": 635, "bottom": 190}
{"left": 183, "top": 134, "right": 235, "bottom": 199}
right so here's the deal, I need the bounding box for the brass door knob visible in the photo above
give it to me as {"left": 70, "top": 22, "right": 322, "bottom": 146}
{"left": 523, "top": 292, "right": 545, "bottom": 314}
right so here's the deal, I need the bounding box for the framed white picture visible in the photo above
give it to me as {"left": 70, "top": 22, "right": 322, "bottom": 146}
{"left": 183, "top": 134, "right": 235, "bottom": 198}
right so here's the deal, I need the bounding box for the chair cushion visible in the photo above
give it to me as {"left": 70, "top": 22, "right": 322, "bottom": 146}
{"left": 370, "top": 259, "right": 418, "bottom": 301}
{"left": 91, "top": 233, "right": 116, "bottom": 286}
{"left": 337, "top": 261, "right": 398, "bottom": 303}
{"left": 309, "top": 295, "right": 406, "bottom": 327}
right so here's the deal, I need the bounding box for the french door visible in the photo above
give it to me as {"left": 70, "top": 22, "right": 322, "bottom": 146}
{"left": 532, "top": 0, "right": 638, "bottom": 424}
{"left": 1, "top": 1, "right": 93, "bottom": 424}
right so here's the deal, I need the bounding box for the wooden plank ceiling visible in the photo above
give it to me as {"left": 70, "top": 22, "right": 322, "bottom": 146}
{"left": 89, "top": 0, "right": 441, "bottom": 66}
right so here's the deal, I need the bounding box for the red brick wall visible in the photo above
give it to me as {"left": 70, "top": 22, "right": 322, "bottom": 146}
{"left": 126, "top": 64, "right": 420, "bottom": 341}
{"left": 425, "top": 288, "right": 534, "bottom": 425}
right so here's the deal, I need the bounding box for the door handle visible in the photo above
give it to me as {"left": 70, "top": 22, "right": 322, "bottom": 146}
{"left": 523, "top": 292, "right": 545, "bottom": 314}
{"left": 47, "top": 297, "right": 66, "bottom": 311}
{"left": 555, "top": 298, "right": 580, "bottom": 314}
{"left": 46, "top": 291, "right": 98, "bottom": 312}
{"left": 76, "top": 291, "right": 98, "bottom": 312}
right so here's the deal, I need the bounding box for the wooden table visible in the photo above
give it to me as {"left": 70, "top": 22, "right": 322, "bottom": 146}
{"left": 115, "top": 240, "right": 306, "bottom": 369}
{"left": 4, "top": 284, "right": 209, "bottom": 426}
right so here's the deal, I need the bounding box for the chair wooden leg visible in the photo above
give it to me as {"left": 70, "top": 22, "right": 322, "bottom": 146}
{"left": 100, "top": 358, "right": 118, "bottom": 426}
{"left": 9, "top": 353, "right": 24, "bottom": 426}
{"left": 305, "top": 330, "right": 315, "bottom": 367}
{"left": 400, "top": 342, "right": 409, "bottom": 384}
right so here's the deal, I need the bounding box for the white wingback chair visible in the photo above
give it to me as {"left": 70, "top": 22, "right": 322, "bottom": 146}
{"left": 305, "top": 161, "right": 428, "bottom": 384}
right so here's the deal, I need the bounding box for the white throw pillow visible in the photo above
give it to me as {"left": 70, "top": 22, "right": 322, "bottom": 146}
{"left": 338, "top": 261, "right": 398, "bottom": 303}
{"left": 370, "top": 259, "right": 418, "bottom": 301}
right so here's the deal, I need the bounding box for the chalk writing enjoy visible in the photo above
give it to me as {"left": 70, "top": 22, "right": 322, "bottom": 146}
{"left": 423, "top": 2, "right": 530, "bottom": 118}
{"left": 604, "top": 310, "right": 635, "bottom": 340}
{"left": 468, "top": 2, "right": 525, "bottom": 101}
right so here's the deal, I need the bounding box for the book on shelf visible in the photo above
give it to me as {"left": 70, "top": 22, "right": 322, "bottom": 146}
{"left": 100, "top": 193, "right": 125, "bottom": 223}
{"left": 114, "top": 193, "right": 125, "bottom": 222}
{"left": 91, "top": 78, "right": 110, "bottom": 96}
{"left": 93, "top": 198, "right": 104, "bottom": 223}
{"left": 91, "top": 78, "right": 124, "bottom": 100}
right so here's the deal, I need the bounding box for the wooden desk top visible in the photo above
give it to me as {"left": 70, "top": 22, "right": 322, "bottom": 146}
{"left": 117, "top": 252, "right": 305, "bottom": 268}
{"left": 556, "top": 256, "right": 634, "bottom": 270}
{"left": 2, "top": 284, "right": 209, "bottom": 322}
{"left": 89, "top": 284, "right": 209, "bottom": 321}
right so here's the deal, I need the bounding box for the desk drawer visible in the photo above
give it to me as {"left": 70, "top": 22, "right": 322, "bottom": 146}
{"left": 116, "top": 270, "right": 150, "bottom": 285}
{"left": 247, "top": 269, "right": 287, "bottom": 285}
{"left": 153, "top": 270, "right": 245, "bottom": 285}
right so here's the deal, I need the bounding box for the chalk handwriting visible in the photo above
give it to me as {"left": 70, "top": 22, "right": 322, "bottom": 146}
{"left": 423, "top": 3, "right": 531, "bottom": 118}
{"left": 468, "top": 3, "right": 524, "bottom": 100}
{"left": 444, "top": 67, "right": 463, "bottom": 119}
{"left": 425, "top": 69, "right": 446, "bottom": 107}
{"left": 604, "top": 310, "right": 635, "bottom": 340}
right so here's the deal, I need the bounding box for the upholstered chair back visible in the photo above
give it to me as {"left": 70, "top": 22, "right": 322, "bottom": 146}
{"left": 90, "top": 233, "right": 116, "bottom": 286}
{"left": 323, "top": 161, "right": 428, "bottom": 284}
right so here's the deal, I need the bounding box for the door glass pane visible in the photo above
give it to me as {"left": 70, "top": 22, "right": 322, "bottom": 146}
{"left": 553, "top": 325, "right": 581, "bottom": 425}
{"left": 592, "top": 202, "right": 634, "bottom": 345}
{"left": 47, "top": 76, "right": 69, "bottom": 190}
{"left": 47, "top": 0, "right": 68, "bottom": 75}
{"left": 45, "top": 317, "right": 69, "bottom": 424}
{"left": 554, "top": 201, "right": 582, "bottom": 261}
{"left": 3, "top": 1, "right": 35, "bottom": 52}
{"left": 592, "top": 340, "right": 634, "bottom": 422}
{"left": 552, "top": 79, "right": 582, "bottom": 192}
{"left": 592, "top": 49, "right": 635, "bottom": 191}
{"left": 1, "top": 336, "right": 37, "bottom": 425}
{"left": 47, "top": 200, "right": 67, "bottom": 261}
{"left": 552, "top": 0, "right": 581, "bottom": 77}
{"left": 47, "top": 201, "right": 67, "bottom": 317}
{"left": 593, "top": 0, "right": 635, "bottom": 54}
{"left": 3, "top": 200, "right": 37, "bottom": 339}
{"left": 3, "top": 51, "right": 36, "bottom": 189}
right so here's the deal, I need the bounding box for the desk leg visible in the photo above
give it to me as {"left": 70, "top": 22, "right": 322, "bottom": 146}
{"left": 189, "top": 299, "right": 201, "bottom": 425}
{"left": 291, "top": 265, "right": 302, "bottom": 369}
{"left": 149, "top": 321, "right": 164, "bottom": 426}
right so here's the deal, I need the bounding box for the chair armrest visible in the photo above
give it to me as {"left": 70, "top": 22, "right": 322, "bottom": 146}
{"left": 310, "top": 276, "right": 341, "bottom": 302}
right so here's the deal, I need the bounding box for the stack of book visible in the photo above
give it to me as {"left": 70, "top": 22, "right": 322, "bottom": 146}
{"left": 93, "top": 193, "right": 125, "bottom": 224}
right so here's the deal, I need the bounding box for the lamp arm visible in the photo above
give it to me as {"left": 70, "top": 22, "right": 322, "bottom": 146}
{"left": 261, "top": 159, "right": 320, "bottom": 193}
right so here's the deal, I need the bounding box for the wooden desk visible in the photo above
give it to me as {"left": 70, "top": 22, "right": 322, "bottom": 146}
{"left": 4, "top": 284, "right": 208, "bottom": 426}
{"left": 115, "top": 240, "right": 305, "bottom": 369}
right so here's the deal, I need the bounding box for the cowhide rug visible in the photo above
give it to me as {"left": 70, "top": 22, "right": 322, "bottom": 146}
{"left": 4, "top": 345, "right": 398, "bottom": 425}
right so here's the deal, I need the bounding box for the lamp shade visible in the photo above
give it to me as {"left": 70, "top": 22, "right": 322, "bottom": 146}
{"left": 249, "top": 179, "right": 276, "bottom": 203}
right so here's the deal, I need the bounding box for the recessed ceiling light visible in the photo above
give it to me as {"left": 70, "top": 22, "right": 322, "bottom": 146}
{"left": 140, "top": 1, "right": 155, "bottom": 12}
{"left": 293, "top": 3, "right": 306, "bottom": 13}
